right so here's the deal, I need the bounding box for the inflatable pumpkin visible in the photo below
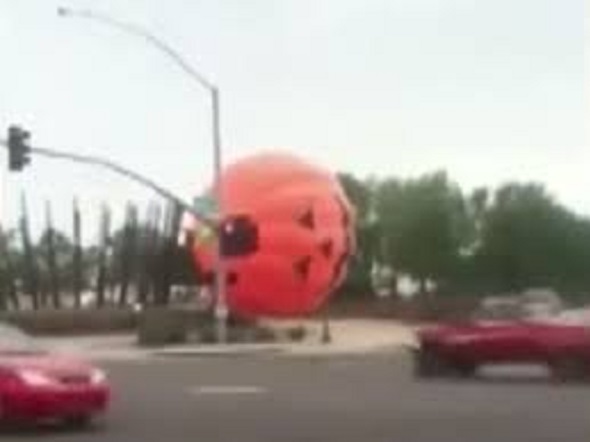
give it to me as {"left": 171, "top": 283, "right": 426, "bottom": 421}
{"left": 191, "top": 151, "right": 355, "bottom": 317}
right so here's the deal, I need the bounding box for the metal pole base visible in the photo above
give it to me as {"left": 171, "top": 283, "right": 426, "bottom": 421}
{"left": 214, "top": 306, "right": 229, "bottom": 344}
{"left": 321, "top": 315, "right": 332, "bottom": 344}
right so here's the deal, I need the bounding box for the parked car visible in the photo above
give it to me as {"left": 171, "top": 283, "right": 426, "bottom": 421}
{"left": 472, "top": 296, "right": 524, "bottom": 320}
{"left": 473, "top": 289, "right": 563, "bottom": 321}
{"left": 519, "top": 288, "right": 563, "bottom": 317}
{"left": 0, "top": 322, "right": 110, "bottom": 427}
{"left": 413, "top": 316, "right": 590, "bottom": 382}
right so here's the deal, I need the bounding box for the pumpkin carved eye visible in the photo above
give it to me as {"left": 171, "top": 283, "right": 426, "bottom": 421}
{"left": 296, "top": 207, "right": 315, "bottom": 230}
{"left": 293, "top": 256, "right": 312, "bottom": 281}
{"left": 319, "top": 238, "right": 334, "bottom": 259}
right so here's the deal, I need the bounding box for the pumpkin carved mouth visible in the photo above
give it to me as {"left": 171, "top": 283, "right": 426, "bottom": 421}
{"left": 293, "top": 256, "right": 312, "bottom": 281}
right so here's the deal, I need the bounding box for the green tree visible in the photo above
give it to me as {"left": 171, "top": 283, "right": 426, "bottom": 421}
{"left": 0, "top": 228, "right": 21, "bottom": 310}
{"left": 19, "top": 194, "right": 40, "bottom": 309}
{"left": 338, "top": 173, "right": 371, "bottom": 218}
{"left": 337, "top": 173, "right": 377, "bottom": 296}
{"left": 476, "top": 183, "right": 589, "bottom": 293}
{"left": 375, "top": 171, "right": 470, "bottom": 294}
{"left": 110, "top": 203, "right": 140, "bottom": 307}
{"left": 37, "top": 226, "right": 73, "bottom": 308}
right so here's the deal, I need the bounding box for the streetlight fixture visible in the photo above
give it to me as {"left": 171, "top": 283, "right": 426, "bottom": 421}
{"left": 57, "top": 7, "right": 228, "bottom": 343}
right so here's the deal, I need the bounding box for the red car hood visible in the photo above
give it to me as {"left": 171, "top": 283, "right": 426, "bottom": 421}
{"left": 419, "top": 318, "right": 589, "bottom": 341}
{"left": 0, "top": 352, "right": 95, "bottom": 377}
{"left": 418, "top": 320, "right": 523, "bottom": 340}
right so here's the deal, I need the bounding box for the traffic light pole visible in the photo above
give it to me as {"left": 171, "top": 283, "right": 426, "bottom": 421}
{"left": 0, "top": 138, "right": 214, "bottom": 227}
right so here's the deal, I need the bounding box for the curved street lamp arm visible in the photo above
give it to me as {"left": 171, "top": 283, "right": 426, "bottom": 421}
{"left": 57, "top": 7, "right": 216, "bottom": 92}
{"left": 56, "top": 6, "right": 229, "bottom": 342}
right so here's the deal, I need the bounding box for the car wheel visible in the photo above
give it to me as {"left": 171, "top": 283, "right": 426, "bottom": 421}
{"left": 550, "top": 356, "right": 589, "bottom": 383}
{"left": 414, "top": 347, "right": 452, "bottom": 378}
{"left": 454, "top": 362, "right": 477, "bottom": 378}
{"left": 64, "top": 415, "right": 92, "bottom": 429}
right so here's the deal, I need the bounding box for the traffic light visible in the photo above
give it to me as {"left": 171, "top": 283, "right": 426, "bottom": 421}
{"left": 7, "top": 125, "right": 31, "bottom": 172}
{"left": 219, "top": 215, "right": 259, "bottom": 257}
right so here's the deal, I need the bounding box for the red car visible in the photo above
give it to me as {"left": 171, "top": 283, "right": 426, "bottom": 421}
{"left": 413, "top": 318, "right": 590, "bottom": 381}
{"left": 0, "top": 323, "right": 110, "bottom": 427}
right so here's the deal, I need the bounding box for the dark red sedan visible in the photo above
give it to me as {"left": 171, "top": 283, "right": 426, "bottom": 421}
{"left": 413, "top": 317, "right": 590, "bottom": 381}
{"left": 0, "top": 323, "right": 110, "bottom": 427}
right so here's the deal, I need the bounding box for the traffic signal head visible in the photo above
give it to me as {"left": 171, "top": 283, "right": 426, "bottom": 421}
{"left": 7, "top": 125, "right": 31, "bottom": 172}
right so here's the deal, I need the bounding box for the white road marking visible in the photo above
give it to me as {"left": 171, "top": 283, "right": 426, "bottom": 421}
{"left": 188, "top": 385, "right": 268, "bottom": 395}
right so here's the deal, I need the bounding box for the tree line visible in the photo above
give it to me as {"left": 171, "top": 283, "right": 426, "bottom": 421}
{"left": 339, "top": 171, "right": 590, "bottom": 300}
{"left": 2, "top": 169, "right": 589, "bottom": 311}
{"left": 0, "top": 195, "right": 197, "bottom": 311}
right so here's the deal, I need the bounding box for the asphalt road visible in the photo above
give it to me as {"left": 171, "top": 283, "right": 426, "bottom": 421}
{"left": 3, "top": 353, "right": 589, "bottom": 442}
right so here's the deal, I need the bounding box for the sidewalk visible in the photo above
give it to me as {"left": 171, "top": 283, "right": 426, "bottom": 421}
{"left": 271, "top": 318, "right": 417, "bottom": 356}
{"left": 38, "top": 334, "right": 151, "bottom": 361}
{"left": 38, "top": 319, "right": 419, "bottom": 361}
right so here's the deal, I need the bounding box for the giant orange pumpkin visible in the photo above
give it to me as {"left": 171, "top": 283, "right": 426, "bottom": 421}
{"left": 192, "top": 151, "right": 355, "bottom": 317}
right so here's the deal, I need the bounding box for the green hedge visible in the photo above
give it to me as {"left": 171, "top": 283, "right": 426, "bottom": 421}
{"left": 0, "top": 308, "right": 138, "bottom": 336}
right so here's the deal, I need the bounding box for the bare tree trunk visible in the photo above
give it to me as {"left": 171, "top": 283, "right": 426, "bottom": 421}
{"left": 0, "top": 227, "right": 19, "bottom": 311}
{"left": 20, "top": 193, "right": 39, "bottom": 310}
{"left": 148, "top": 204, "right": 163, "bottom": 306}
{"left": 4, "top": 254, "right": 19, "bottom": 311}
{"left": 7, "top": 264, "right": 19, "bottom": 311}
{"left": 154, "top": 202, "right": 183, "bottom": 306}
{"left": 118, "top": 203, "right": 138, "bottom": 307}
{"left": 0, "top": 233, "right": 8, "bottom": 312}
{"left": 72, "top": 198, "right": 83, "bottom": 309}
{"left": 137, "top": 203, "right": 161, "bottom": 307}
{"left": 419, "top": 278, "right": 427, "bottom": 297}
{"left": 45, "top": 201, "right": 61, "bottom": 309}
{"left": 390, "top": 274, "right": 399, "bottom": 299}
{"left": 96, "top": 204, "right": 111, "bottom": 308}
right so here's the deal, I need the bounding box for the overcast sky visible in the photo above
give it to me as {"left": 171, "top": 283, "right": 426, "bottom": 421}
{"left": 0, "top": 0, "right": 586, "bottom": 241}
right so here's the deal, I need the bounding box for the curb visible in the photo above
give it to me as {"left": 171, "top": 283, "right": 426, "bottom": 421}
{"left": 149, "top": 343, "right": 411, "bottom": 359}
{"left": 151, "top": 344, "right": 287, "bottom": 358}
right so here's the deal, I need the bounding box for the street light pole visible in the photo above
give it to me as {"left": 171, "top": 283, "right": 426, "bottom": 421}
{"left": 57, "top": 6, "right": 228, "bottom": 343}
{"left": 211, "top": 87, "right": 228, "bottom": 343}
